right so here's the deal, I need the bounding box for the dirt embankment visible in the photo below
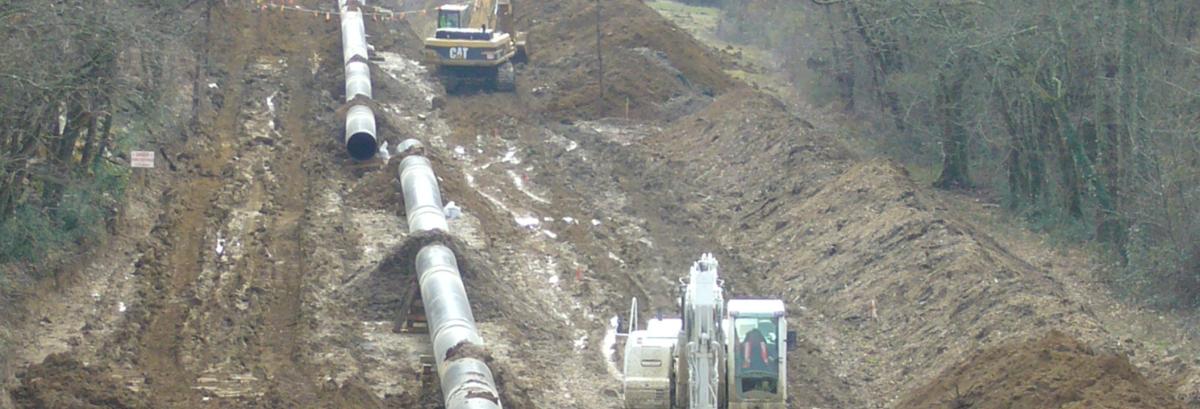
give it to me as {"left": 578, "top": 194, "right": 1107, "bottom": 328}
{"left": 897, "top": 331, "right": 1183, "bottom": 409}
{"left": 425, "top": 0, "right": 1190, "bottom": 406}
{"left": 622, "top": 84, "right": 1189, "bottom": 407}
{"left": 9, "top": 354, "right": 149, "bottom": 409}
{"left": 517, "top": 0, "right": 734, "bottom": 121}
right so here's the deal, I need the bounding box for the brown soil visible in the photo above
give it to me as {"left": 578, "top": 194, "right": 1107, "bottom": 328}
{"left": 4, "top": 0, "right": 1197, "bottom": 408}
{"left": 368, "top": 1, "right": 1195, "bottom": 407}
{"left": 897, "top": 330, "right": 1183, "bottom": 409}
{"left": 10, "top": 354, "right": 149, "bottom": 409}
{"left": 519, "top": 0, "right": 734, "bottom": 121}
{"left": 6, "top": 2, "right": 424, "bottom": 407}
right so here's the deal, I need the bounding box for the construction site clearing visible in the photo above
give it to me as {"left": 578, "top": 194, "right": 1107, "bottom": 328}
{"left": 4, "top": 0, "right": 1200, "bottom": 408}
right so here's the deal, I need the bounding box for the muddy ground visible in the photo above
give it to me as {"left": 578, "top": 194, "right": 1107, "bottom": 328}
{"left": 4, "top": 0, "right": 1200, "bottom": 408}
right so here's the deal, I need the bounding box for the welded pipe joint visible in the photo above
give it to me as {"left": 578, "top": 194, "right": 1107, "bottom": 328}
{"left": 442, "top": 359, "right": 502, "bottom": 409}
{"left": 400, "top": 155, "right": 450, "bottom": 233}
{"left": 345, "top": 60, "right": 373, "bottom": 101}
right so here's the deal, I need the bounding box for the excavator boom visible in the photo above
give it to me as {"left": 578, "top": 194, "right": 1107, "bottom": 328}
{"left": 681, "top": 254, "right": 723, "bottom": 409}
{"left": 469, "top": 0, "right": 495, "bottom": 30}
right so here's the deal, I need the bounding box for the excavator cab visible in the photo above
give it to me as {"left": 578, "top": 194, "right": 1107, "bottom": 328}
{"left": 725, "top": 299, "right": 788, "bottom": 409}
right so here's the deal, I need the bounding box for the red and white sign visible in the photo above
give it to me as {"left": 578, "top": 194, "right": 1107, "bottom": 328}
{"left": 130, "top": 151, "right": 155, "bottom": 168}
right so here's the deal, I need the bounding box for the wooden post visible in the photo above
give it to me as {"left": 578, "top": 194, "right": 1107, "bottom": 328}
{"left": 596, "top": 0, "right": 604, "bottom": 107}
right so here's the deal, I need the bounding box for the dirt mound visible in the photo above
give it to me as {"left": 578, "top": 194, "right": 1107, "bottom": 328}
{"left": 601, "top": 83, "right": 1168, "bottom": 407}
{"left": 10, "top": 353, "right": 149, "bottom": 409}
{"left": 517, "top": 0, "right": 733, "bottom": 120}
{"left": 897, "top": 331, "right": 1182, "bottom": 409}
{"left": 647, "top": 87, "right": 847, "bottom": 193}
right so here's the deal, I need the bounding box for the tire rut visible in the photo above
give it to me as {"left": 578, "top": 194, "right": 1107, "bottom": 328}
{"left": 134, "top": 9, "right": 252, "bottom": 406}
{"left": 130, "top": 4, "right": 339, "bottom": 406}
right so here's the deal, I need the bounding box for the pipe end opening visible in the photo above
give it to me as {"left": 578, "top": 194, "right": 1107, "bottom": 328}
{"left": 347, "top": 132, "right": 378, "bottom": 160}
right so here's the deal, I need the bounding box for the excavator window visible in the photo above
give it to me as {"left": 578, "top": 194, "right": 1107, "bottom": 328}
{"left": 438, "top": 11, "right": 462, "bottom": 29}
{"left": 734, "top": 317, "right": 780, "bottom": 396}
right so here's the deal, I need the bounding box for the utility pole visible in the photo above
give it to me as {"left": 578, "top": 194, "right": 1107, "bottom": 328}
{"left": 596, "top": 0, "right": 604, "bottom": 106}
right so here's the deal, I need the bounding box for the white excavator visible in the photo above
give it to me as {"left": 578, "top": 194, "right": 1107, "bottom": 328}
{"left": 622, "top": 254, "right": 793, "bottom": 409}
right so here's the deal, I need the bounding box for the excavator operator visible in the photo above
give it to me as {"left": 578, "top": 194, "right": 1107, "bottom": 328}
{"left": 741, "top": 320, "right": 775, "bottom": 369}
{"left": 738, "top": 319, "right": 779, "bottom": 394}
{"left": 439, "top": 13, "right": 460, "bottom": 29}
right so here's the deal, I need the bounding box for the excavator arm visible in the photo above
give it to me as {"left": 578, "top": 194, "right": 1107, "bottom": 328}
{"left": 681, "top": 254, "right": 724, "bottom": 409}
{"left": 467, "top": 0, "right": 497, "bottom": 30}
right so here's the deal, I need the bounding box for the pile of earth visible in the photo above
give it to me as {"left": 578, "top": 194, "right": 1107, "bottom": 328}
{"left": 515, "top": 0, "right": 734, "bottom": 121}
{"left": 896, "top": 331, "right": 1182, "bottom": 409}
{"left": 583, "top": 82, "right": 1183, "bottom": 406}
{"left": 9, "top": 354, "right": 148, "bottom": 409}
{"left": 394, "top": 0, "right": 744, "bottom": 137}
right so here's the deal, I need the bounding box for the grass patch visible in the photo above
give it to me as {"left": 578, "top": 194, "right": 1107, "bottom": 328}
{"left": 647, "top": 0, "right": 720, "bottom": 20}
{"left": 647, "top": 0, "right": 721, "bottom": 41}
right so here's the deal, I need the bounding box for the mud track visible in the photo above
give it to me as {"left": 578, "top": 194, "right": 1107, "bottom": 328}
{"left": 9, "top": 3, "right": 420, "bottom": 407}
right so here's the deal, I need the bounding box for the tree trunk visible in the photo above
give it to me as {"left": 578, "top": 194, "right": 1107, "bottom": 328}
{"left": 934, "top": 69, "right": 970, "bottom": 189}
{"left": 89, "top": 114, "right": 115, "bottom": 170}
{"left": 2, "top": 118, "right": 47, "bottom": 220}
{"left": 1097, "top": 77, "right": 1127, "bottom": 260}
{"left": 993, "top": 73, "right": 1029, "bottom": 206}
{"left": 55, "top": 100, "right": 86, "bottom": 165}
{"left": 823, "top": 5, "right": 855, "bottom": 112}
{"left": 848, "top": 3, "right": 906, "bottom": 131}
{"left": 45, "top": 100, "right": 85, "bottom": 206}
{"left": 79, "top": 111, "right": 100, "bottom": 171}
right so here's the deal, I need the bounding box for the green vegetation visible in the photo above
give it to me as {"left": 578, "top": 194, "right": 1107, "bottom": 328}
{"left": 0, "top": 159, "right": 127, "bottom": 265}
{"left": 648, "top": 0, "right": 720, "bottom": 21}
{"left": 0, "top": 1, "right": 190, "bottom": 272}
{"left": 712, "top": 0, "right": 1200, "bottom": 307}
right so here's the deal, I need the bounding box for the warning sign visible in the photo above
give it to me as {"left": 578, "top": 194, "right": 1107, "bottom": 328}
{"left": 130, "top": 151, "right": 155, "bottom": 168}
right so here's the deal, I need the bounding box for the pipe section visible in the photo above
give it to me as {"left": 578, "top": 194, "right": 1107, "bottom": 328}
{"left": 338, "top": 0, "right": 377, "bottom": 160}
{"left": 414, "top": 245, "right": 502, "bottom": 409}
{"left": 400, "top": 140, "right": 503, "bottom": 409}
{"left": 400, "top": 155, "right": 449, "bottom": 233}
{"left": 345, "top": 105, "right": 377, "bottom": 160}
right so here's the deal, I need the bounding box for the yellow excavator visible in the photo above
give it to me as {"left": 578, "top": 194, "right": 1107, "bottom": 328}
{"left": 422, "top": 0, "right": 528, "bottom": 92}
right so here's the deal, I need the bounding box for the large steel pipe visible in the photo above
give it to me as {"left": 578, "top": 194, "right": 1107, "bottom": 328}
{"left": 442, "top": 359, "right": 503, "bottom": 409}
{"left": 345, "top": 105, "right": 377, "bottom": 160}
{"left": 400, "top": 154, "right": 449, "bottom": 233}
{"left": 416, "top": 244, "right": 503, "bottom": 409}
{"left": 398, "top": 139, "right": 502, "bottom": 408}
{"left": 339, "top": 6, "right": 368, "bottom": 64}
{"left": 345, "top": 59, "right": 373, "bottom": 100}
{"left": 338, "top": 0, "right": 377, "bottom": 160}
